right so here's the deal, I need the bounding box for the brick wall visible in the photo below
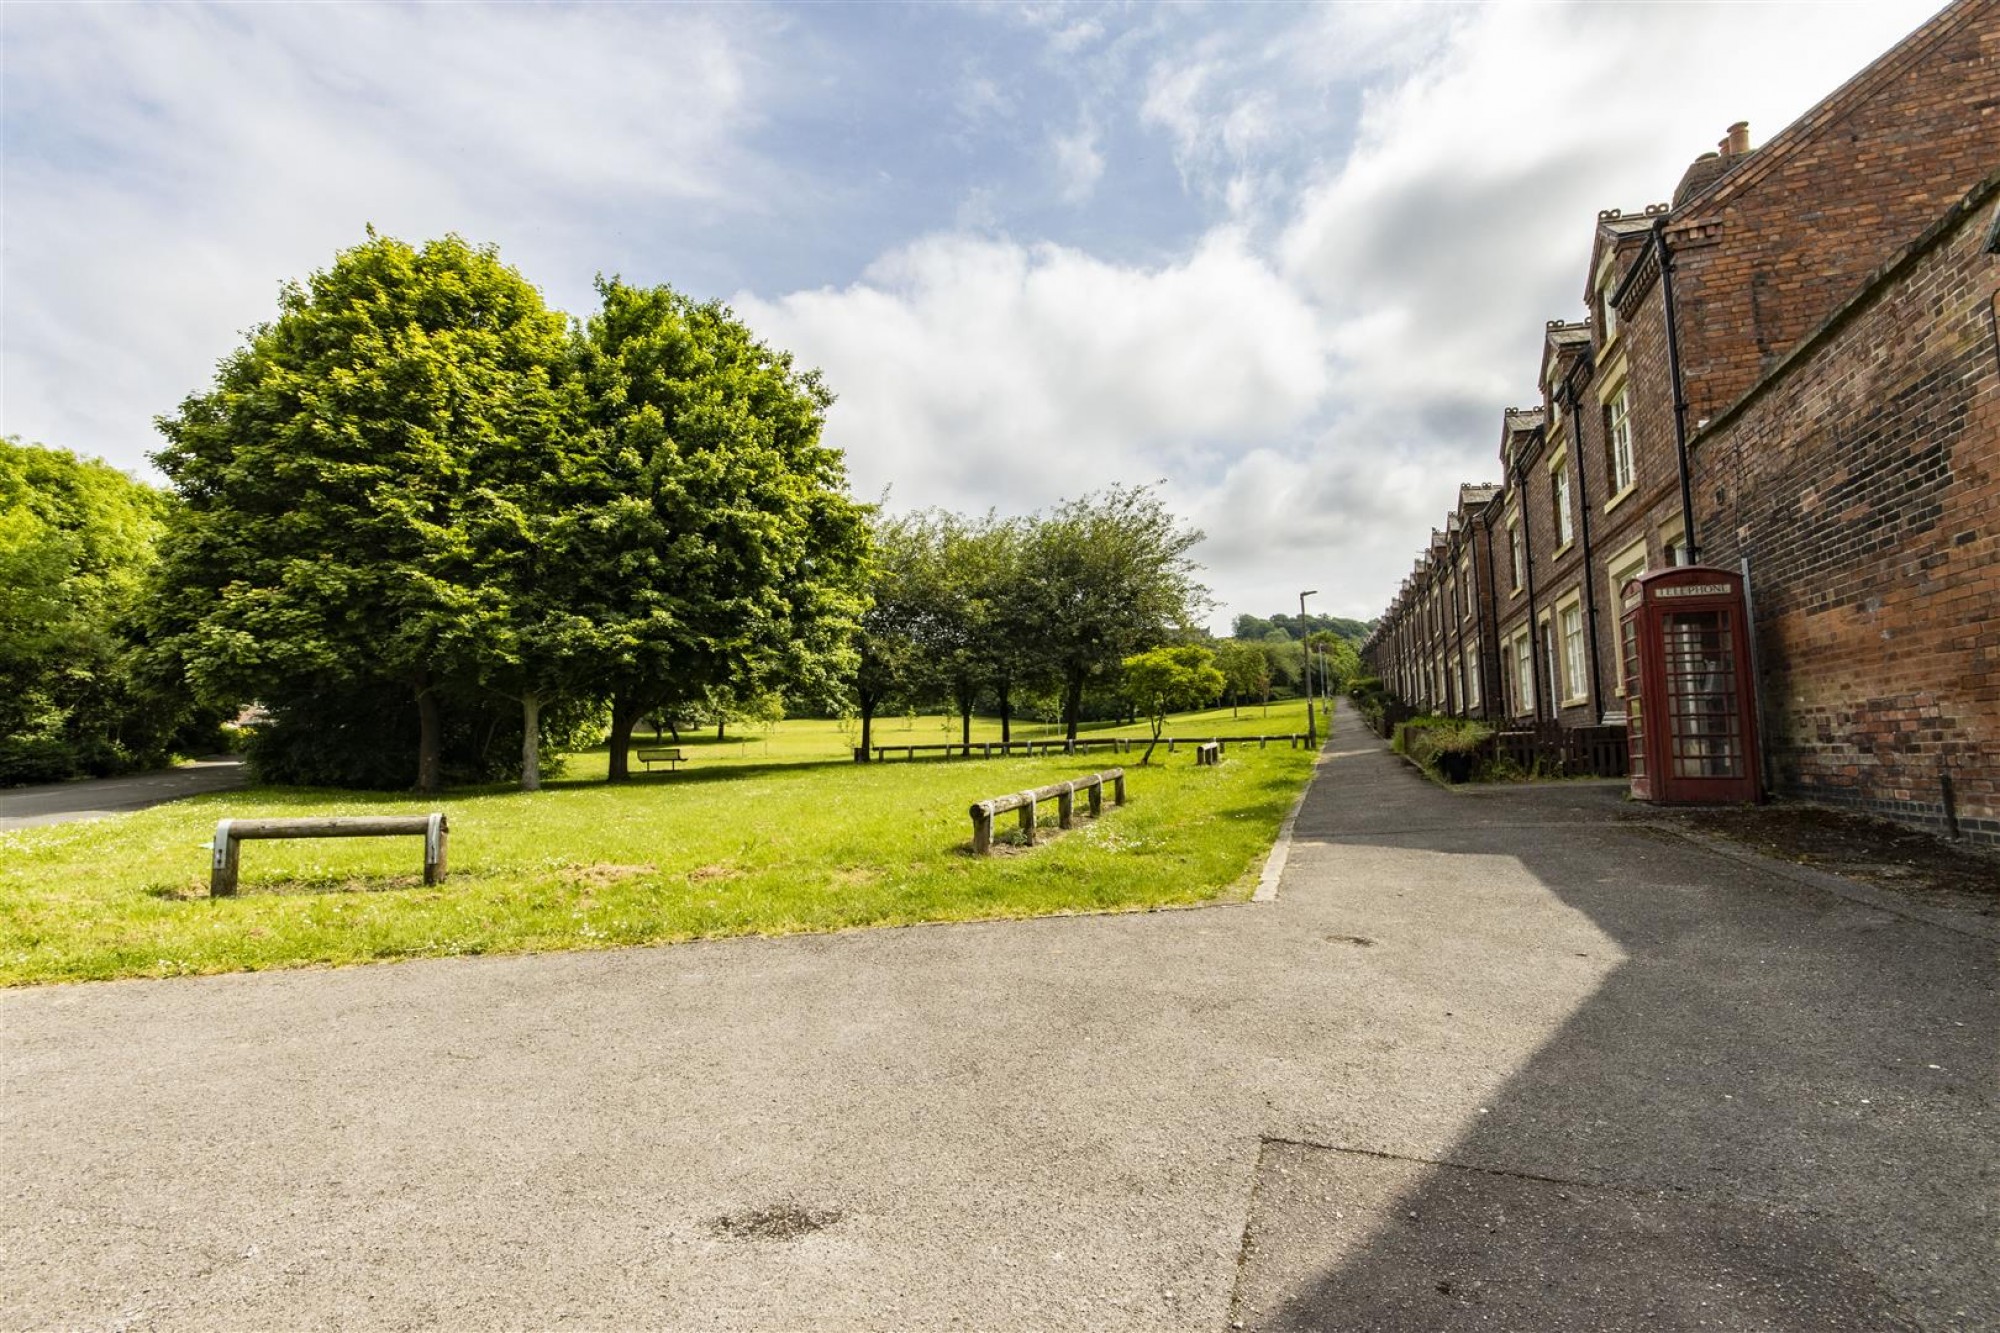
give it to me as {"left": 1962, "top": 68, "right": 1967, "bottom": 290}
{"left": 1667, "top": 0, "right": 2000, "bottom": 425}
{"left": 1691, "top": 178, "right": 2000, "bottom": 842}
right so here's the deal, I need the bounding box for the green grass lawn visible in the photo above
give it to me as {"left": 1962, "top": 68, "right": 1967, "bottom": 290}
{"left": 0, "top": 701, "right": 1323, "bottom": 986}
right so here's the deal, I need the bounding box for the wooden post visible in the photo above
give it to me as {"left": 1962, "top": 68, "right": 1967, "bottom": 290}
{"left": 1020, "top": 798, "right": 1037, "bottom": 846}
{"left": 424, "top": 813, "right": 448, "bottom": 885}
{"left": 1058, "top": 784, "right": 1075, "bottom": 829}
{"left": 1089, "top": 781, "right": 1103, "bottom": 817}
{"left": 972, "top": 805, "right": 992, "bottom": 854}
{"left": 1167, "top": 738, "right": 1177, "bottom": 754}
{"left": 1113, "top": 773, "right": 1126, "bottom": 805}
{"left": 210, "top": 819, "right": 240, "bottom": 898}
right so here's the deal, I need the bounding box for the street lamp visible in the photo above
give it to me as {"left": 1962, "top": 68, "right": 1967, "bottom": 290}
{"left": 1300, "top": 589, "right": 1320, "bottom": 748}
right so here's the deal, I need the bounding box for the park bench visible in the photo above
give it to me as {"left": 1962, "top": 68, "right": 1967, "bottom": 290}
{"left": 1195, "top": 741, "right": 1221, "bottom": 766}
{"left": 637, "top": 747, "right": 685, "bottom": 772}
{"left": 209, "top": 814, "right": 446, "bottom": 898}
{"left": 969, "top": 768, "right": 1125, "bottom": 854}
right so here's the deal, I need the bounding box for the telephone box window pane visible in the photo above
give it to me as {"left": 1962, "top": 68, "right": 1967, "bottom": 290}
{"left": 1663, "top": 609, "right": 1743, "bottom": 779}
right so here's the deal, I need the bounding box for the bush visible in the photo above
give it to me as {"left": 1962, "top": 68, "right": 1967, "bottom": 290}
{"left": 1393, "top": 716, "right": 1495, "bottom": 783}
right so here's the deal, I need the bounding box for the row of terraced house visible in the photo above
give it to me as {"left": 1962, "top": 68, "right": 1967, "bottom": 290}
{"left": 1361, "top": 0, "right": 2000, "bottom": 844}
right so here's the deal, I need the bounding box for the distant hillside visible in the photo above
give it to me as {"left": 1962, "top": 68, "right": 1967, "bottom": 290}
{"left": 1231, "top": 612, "right": 1373, "bottom": 644}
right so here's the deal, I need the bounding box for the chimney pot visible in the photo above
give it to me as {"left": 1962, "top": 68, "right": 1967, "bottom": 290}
{"left": 1725, "top": 121, "right": 1751, "bottom": 156}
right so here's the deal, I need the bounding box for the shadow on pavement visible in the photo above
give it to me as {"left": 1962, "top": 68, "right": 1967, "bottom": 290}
{"left": 1235, "top": 709, "right": 1997, "bottom": 1331}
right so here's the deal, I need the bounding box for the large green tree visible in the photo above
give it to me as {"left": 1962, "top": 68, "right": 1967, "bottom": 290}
{"left": 578, "top": 279, "right": 867, "bottom": 781}
{"left": 153, "top": 231, "right": 575, "bottom": 793}
{"left": 1121, "top": 644, "right": 1225, "bottom": 764}
{"left": 1010, "top": 486, "right": 1207, "bottom": 743}
{"left": 849, "top": 511, "right": 929, "bottom": 761}
{"left": 0, "top": 438, "right": 204, "bottom": 782}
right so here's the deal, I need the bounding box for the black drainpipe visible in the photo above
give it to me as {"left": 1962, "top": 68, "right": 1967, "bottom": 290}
{"left": 1516, "top": 440, "right": 1545, "bottom": 724}
{"left": 1481, "top": 506, "right": 1501, "bottom": 723}
{"left": 1451, "top": 534, "right": 1467, "bottom": 718}
{"left": 1565, "top": 371, "right": 1607, "bottom": 720}
{"left": 1654, "top": 214, "right": 1699, "bottom": 563}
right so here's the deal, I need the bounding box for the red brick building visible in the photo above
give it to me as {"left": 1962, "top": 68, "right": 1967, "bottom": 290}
{"left": 1363, "top": 0, "right": 2000, "bottom": 842}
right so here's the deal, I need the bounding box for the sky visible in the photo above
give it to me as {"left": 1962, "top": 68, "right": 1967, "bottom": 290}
{"left": 1, "top": 0, "right": 1947, "bottom": 630}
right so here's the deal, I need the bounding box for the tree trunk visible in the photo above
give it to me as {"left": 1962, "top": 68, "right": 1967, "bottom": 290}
{"left": 521, "top": 692, "right": 541, "bottom": 792}
{"left": 859, "top": 697, "right": 875, "bottom": 760}
{"left": 1231, "top": 690, "right": 1240, "bottom": 719}
{"left": 667, "top": 716, "right": 680, "bottom": 742}
{"left": 1063, "top": 675, "right": 1083, "bottom": 743}
{"left": 415, "top": 683, "right": 442, "bottom": 795}
{"left": 998, "top": 681, "right": 1012, "bottom": 744}
{"left": 960, "top": 697, "right": 972, "bottom": 748}
{"left": 608, "top": 694, "right": 640, "bottom": 782}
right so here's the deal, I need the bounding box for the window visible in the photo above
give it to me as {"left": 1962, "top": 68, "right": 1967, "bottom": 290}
{"left": 1660, "top": 516, "right": 1691, "bottom": 567}
{"left": 1508, "top": 518, "right": 1525, "bottom": 592}
{"left": 1604, "top": 387, "right": 1634, "bottom": 496}
{"left": 1592, "top": 260, "right": 1624, "bottom": 348}
{"left": 1465, "top": 644, "right": 1482, "bottom": 709}
{"left": 1550, "top": 453, "right": 1575, "bottom": 550}
{"left": 1606, "top": 540, "right": 1648, "bottom": 695}
{"left": 1512, "top": 631, "right": 1536, "bottom": 716}
{"left": 1561, "top": 600, "right": 1586, "bottom": 704}
{"left": 1461, "top": 557, "right": 1474, "bottom": 621}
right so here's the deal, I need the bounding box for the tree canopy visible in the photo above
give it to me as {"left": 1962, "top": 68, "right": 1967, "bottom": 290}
{"left": 1009, "top": 486, "right": 1208, "bottom": 742}
{"left": 1121, "top": 644, "right": 1225, "bottom": 762}
{"left": 148, "top": 233, "right": 866, "bottom": 792}
{"left": 0, "top": 438, "right": 211, "bottom": 783}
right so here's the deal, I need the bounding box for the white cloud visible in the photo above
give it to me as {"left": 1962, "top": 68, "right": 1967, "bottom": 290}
{"left": 734, "top": 228, "right": 1328, "bottom": 520}
{"left": 1050, "top": 121, "right": 1105, "bottom": 204}
{"left": 3, "top": 4, "right": 765, "bottom": 467}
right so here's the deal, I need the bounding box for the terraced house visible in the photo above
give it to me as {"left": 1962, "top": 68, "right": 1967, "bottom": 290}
{"left": 1363, "top": 0, "right": 2000, "bottom": 842}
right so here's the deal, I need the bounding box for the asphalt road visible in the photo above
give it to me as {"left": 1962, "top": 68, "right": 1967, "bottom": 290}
{"left": 0, "top": 757, "right": 246, "bottom": 831}
{"left": 3, "top": 708, "right": 1992, "bottom": 1330}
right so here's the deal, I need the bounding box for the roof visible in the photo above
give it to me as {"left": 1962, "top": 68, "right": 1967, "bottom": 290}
{"left": 1671, "top": 0, "right": 1989, "bottom": 222}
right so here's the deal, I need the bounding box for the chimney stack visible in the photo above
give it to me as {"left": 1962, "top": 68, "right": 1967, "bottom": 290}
{"left": 1720, "top": 121, "right": 1751, "bottom": 158}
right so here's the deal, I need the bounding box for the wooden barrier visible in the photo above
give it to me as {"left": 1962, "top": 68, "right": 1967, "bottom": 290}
{"left": 860, "top": 737, "right": 1136, "bottom": 763}
{"left": 1163, "top": 734, "right": 1305, "bottom": 754}
{"left": 209, "top": 814, "right": 447, "bottom": 897}
{"left": 969, "top": 769, "right": 1125, "bottom": 854}
{"left": 1194, "top": 741, "right": 1221, "bottom": 766}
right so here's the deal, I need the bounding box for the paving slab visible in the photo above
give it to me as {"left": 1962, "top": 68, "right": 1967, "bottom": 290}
{"left": 2, "top": 705, "right": 1992, "bottom": 1330}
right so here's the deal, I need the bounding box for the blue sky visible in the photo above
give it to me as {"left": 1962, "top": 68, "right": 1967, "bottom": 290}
{"left": 2, "top": 1, "right": 1944, "bottom": 627}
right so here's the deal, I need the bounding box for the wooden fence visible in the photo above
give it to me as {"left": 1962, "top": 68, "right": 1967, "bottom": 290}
{"left": 969, "top": 769, "right": 1125, "bottom": 853}
{"left": 1490, "top": 724, "right": 1629, "bottom": 778}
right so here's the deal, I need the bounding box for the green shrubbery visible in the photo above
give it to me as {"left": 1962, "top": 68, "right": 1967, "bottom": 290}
{"left": 1391, "top": 715, "right": 1496, "bottom": 783}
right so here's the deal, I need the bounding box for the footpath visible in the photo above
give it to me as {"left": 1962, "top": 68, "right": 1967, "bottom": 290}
{"left": 0, "top": 757, "right": 245, "bottom": 831}
{"left": 3, "top": 704, "right": 1992, "bottom": 1330}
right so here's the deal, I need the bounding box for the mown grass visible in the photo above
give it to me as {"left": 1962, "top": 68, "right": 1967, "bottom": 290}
{"left": 0, "top": 701, "right": 1321, "bottom": 986}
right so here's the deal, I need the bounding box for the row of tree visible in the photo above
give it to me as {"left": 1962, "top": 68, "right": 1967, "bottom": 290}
{"left": 5, "top": 231, "right": 1235, "bottom": 791}
{"left": 143, "top": 231, "right": 870, "bottom": 792}
{"left": 852, "top": 491, "right": 1206, "bottom": 756}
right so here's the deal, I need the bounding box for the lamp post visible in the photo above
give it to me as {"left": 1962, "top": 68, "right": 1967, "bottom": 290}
{"left": 1300, "top": 589, "right": 1320, "bottom": 748}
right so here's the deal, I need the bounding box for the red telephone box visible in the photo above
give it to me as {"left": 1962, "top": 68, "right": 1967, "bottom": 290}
{"left": 1620, "top": 565, "right": 1763, "bottom": 804}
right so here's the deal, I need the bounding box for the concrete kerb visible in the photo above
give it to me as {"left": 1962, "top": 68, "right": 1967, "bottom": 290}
{"left": 1253, "top": 734, "right": 1335, "bottom": 904}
